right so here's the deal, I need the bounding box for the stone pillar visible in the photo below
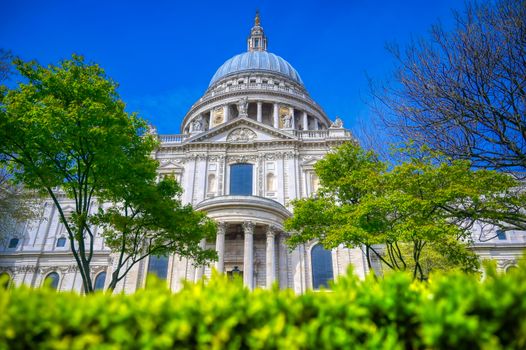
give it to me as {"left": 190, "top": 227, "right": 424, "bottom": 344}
{"left": 273, "top": 103, "right": 279, "bottom": 128}
{"left": 257, "top": 101, "right": 263, "bottom": 123}
{"left": 302, "top": 111, "right": 308, "bottom": 130}
{"left": 290, "top": 107, "right": 295, "bottom": 129}
{"left": 194, "top": 238, "right": 206, "bottom": 282}
{"left": 314, "top": 118, "right": 319, "bottom": 130}
{"left": 215, "top": 222, "right": 226, "bottom": 273}
{"left": 266, "top": 226, "right": 277, "bottom": 288}
{"left": 209, "top": 110, "right": 214, "bottom": 129}
{"left": 243, "top": 221, "right": 255, "bottom": 289}
{"left": 223, "top": 104, "right": 230, "bottom": 122}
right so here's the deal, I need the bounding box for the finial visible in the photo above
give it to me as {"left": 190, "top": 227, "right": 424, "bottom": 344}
{"left": 255, "top": 10, "right": 260, "bottom": 26}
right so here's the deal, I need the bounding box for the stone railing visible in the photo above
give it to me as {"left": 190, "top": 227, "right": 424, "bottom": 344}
{"left": 187, "top": 82, "right": 327, "bottom": 118}
{"left": 293, "top": 128, "right": 352, "bottom": 140}
{"left": 158, "top": 134, "right": 186, "bottom": 144}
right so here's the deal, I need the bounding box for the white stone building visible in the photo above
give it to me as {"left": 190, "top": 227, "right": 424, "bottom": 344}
{"left": 0, "top": 14, "right": 523, "bottom": 292}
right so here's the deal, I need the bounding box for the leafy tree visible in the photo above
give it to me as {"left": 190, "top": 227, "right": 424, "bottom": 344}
{"left": 0, "top": 55, "right": 215, "bottom": 293}
{"left": 370, "top": 0, "right": 526, "bottom": 172}
{"left": 285, "top": 142, "right": 525, "bottom": 280}
{"left": 93, "top": 176, "right": 217, "bottom": 292}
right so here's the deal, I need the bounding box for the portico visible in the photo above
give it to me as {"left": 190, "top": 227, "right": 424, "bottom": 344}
{"left": 195, "top": 195, "right": 289, "bottom": 289}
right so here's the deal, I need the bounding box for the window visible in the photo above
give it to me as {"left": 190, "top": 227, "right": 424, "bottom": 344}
{"left": 230, "top": 163, "right": 253, "bottom": 195}
{"left": 254, "top": 38, "right": 259, "bottom": 47}
{"left": 8, "top": 238, "right": 19, "bottom": 249}
{"left": 506, "top": 265, "right": 518, "bottom": 273}
{"left": 94, "top": 272, "right": 106, "bottom": 291}
{"left": 266, "top": 173, "right": 276, "bottom": 192}
{"left": 56, "top": 237, "right": 67, "bottom": 247}
{"left": 147, "top": 255, "right": 169, "bottom": 280}
{"left": 497, "top": 230, "right": 507, "bottom": 240}
{"left": 44, "top": 272, "right": 60, "bottom": 290}
{"left": 311, "top": 244, "right": 334, "bottom": 289}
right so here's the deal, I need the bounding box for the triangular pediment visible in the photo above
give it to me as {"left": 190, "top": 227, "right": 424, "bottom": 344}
{"left": 184, "top": 117, "right": 297, "bottom": 144}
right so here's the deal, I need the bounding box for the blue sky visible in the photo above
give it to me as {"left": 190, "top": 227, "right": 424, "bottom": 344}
{"left": 1, "top": 0, "right": 465, "bottom": 135}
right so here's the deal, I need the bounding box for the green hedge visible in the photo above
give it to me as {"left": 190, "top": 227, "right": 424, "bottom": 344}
{"left": 1, "top": 261, "right": 525, "bottom": 350}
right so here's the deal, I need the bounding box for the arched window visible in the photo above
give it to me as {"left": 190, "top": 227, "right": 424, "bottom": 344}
{"left": 94, "top": 272, "right": 106, "bottom": 291}
{"left": 266, "top": 173, "right": 276, "bottom": 192}
{"left": 0, "top": 273, "right": 11, "bottom": 289}
{"left": 8, "top": 238, "right": 19, "bottom": 249}
{"left": 44, "top": 272, "right": 60, "bottom": 290}
{"left": 506, "top": 265, "right": 518, "bottom": 273}
{"left": 207, "top": 174, "right": 217, "bottom": 193}
{"left": 56, "top": 237, "right": 67, "bottom": 247}
{"left": 311, "top": 244, "right": 334, "bottom": 289}
{"left": 147, "top": 255, "right": 169, "bottom": 280}
{"left": 230, "top": 163, "right": 253, "bottom": 195}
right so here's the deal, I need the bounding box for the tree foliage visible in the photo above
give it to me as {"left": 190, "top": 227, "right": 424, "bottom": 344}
{"left": 285, "top": 142, "right": 525, "bottom": 280}
{"left": 0, "top": 55, "right": 215, "bottom": 293}
{"left": 93, "top": 176, "right": 217, "bottom": 291}
{"left": 371, "top": 0, "right": 526, "bottom": 171}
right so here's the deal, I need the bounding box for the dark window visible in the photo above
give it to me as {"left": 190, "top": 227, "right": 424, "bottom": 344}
{"left": 94, "top": 272, "right": 106, "bottom": 291}
{"left": 147, "top": 255, "right": 169, "bottom": 280}
{"left": 44, "top": 272, "right": 60, "bottom": 290}
{"left": 497, "top": 230, "right": 507, "bottom": 240}
{"left": 8, "top": 238, "right": 19, "bottom": 248}
{"left": 230, "top": 163, "right": 253, "bottom": 195}
{"left": 311, "top": 244, "right": 334, "bottom": 289}
{"left": 56, "top": 237, "right": 67, "bottom": 247}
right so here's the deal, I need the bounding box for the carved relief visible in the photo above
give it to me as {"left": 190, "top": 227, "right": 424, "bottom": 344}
{"left": 226, "top": 128, "right": 257, "bottom": 143}
{"left": 211, "top": 107, "right": 224, "bottom": 127}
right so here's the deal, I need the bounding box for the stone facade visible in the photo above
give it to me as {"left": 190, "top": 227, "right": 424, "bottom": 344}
{"left": 0, "top": 14, "right": 524, "bottom": 293}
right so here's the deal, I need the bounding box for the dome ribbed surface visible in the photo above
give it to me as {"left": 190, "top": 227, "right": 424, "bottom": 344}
{"left": 209, "top": 51, "right": 303, "bottom": 87}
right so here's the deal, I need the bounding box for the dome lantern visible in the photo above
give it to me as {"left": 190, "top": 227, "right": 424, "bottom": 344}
{"left": 247, "top": 11, "right": 267, "bottom": 52}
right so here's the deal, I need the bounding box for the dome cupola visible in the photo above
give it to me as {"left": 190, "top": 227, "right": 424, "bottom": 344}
{"left": 208, "top": 12, "right": 303, "bottom": 87}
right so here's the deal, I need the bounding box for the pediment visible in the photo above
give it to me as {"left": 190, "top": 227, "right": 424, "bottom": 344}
{"left": 184, "top": 117, "right": 297, "bottom": 144}
{"left": 158, "top": 159, "right": 184, "bottom": 170}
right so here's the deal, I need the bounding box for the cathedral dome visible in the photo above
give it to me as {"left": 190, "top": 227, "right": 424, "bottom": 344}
{"left": 209, "top": 51, "right": 303, "bottom": 87}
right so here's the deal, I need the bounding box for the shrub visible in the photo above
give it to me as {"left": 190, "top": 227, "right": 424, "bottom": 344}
{"left": 0, "top": 261, "right": 525, "bottom": 349}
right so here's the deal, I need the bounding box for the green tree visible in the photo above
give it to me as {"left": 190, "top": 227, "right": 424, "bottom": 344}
{"left": 285, "top": 142, "right": 524, "bottom": 280}
{"left": 94, "top": 176, "right": 217, "bottom": 291}
{"left": 0, "top": 55, "right": 214, "bottom": 293}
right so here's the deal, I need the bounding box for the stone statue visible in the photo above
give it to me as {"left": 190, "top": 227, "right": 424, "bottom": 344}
{"left": 283, "top": 113, "right": 293, "bottom": 128}
{"left": 192, "top": 115, "right": 204, "bottom": 132}
{"left": 330, "top": 117, "right": 343, "bottom": 129}
{"left": 237, "top": 97, "right": 248, "bottom": 117}
{"left": 146, "top": 123, "right": 157, "bottom": 135}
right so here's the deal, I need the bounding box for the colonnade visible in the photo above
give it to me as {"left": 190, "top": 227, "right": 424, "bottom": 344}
{"left": 202, "top": 221, "right": 278, "bottom": 290}
{"left": 188, "top": 102, "right": 323, "bottom": 132}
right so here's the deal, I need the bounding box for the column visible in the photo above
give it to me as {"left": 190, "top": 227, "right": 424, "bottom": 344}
{"left": 209, "top": 110, "right": 214, "bottom": 129}
{"left": 302, "top": 111, "right": 308, "bottom": 131}
{"left": 273, "top": 103, "right": 279, "bottom": 128}
{"left": 194, "top": 238, "right": 206, "bottom": 282}
{"left": 243, "top": 221, "right": 255, "bottom": 289}
{"left": 257, "top": 101, "right": 263, "bottom": 123}
{"left": 290, "top": 107, "right": 295, "bottom": 129}
{"left": 314, "top": 118, "right": 319, "bottom": 130}
{"left": 215, "top": 222, "right": 226, "bottom": 273}
{"left": 223, "top": 104, "right": 230, "bottom": 122}
{"left": 266, "top": 226, "right": 277, "bottom": 288}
